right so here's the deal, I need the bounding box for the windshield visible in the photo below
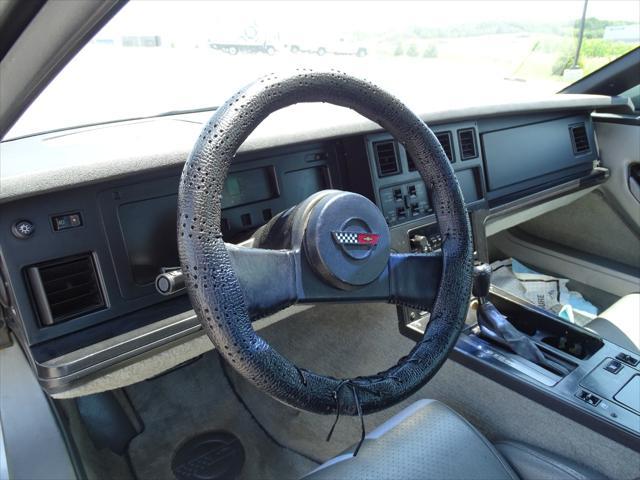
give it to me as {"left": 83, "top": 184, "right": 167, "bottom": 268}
{"left": 6, "top": 0, "right": 639, "bottom": 139}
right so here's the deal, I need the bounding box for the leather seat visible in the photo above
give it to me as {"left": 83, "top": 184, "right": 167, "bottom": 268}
{"left": 304, "top": 400, "right": 606, "bottom": 480}
{"left": 586, "top": 293, "right": 640, "bottom": 354}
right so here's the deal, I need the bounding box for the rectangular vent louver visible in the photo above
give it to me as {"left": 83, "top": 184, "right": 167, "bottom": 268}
{"left": 407, "top": 131, "right": 454, "bottom": 171}
{"left": 27, "top": 253, "right": 105, "bottom": 326}
{"left": 570, "top": 123, "right": 590, "bottom": 154}
{"left": 458, "top": 128, "right": 478, "bottom": 160}
{"left": 436, "top": 131, "right": 454, "bottom": 163}
{"left": 373, "top": 140, "right": 400, "bottom": 177}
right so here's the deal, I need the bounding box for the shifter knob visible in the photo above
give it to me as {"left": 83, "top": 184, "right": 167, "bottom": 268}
{"left": 472, "top": 264, "right": 492, "bottom": 300}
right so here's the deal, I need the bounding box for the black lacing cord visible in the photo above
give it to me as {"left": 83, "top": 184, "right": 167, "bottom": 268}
{"left": 217, "top": 353, "right": 322, "bottom": 465}
{"left": 323, "top": 351, "right": 427, "bottom": 456}
{"left": 325, "top": 380, "right": 368, "bottom": 456}
{"left": 222, "top": 347, "right": 425, "bottom": 460}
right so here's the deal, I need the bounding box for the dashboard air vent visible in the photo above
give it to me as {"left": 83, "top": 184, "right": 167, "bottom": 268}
{"left": 373, "top": 140, "right": 400, "bottom": 177}
{"left": 569, "top": 123, "right": 590, "bottom": 154}
{"left": 27, "top": 253, "right": 105, "bottom": 326}
{"left": 436, "top": 131, "right": 454, "bottom": 163}
{"left": 458, "top": 128, "right": 478, "bottom": 160}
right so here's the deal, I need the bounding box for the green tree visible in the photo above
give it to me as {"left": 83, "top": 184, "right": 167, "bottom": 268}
{"left": 422, "top": 44, "right": 438, "bottom": 58}
{"left": 577, "top": 17, "right": 636, "bottom": 39}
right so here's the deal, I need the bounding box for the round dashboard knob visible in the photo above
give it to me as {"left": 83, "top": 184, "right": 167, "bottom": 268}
{"left": 12, "top": 220, "right": 35, "bottom": 239}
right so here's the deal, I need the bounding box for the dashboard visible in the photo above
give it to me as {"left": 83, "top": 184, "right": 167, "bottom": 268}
{"left": 0, "top": 94, "right": 629, "bottom": 395}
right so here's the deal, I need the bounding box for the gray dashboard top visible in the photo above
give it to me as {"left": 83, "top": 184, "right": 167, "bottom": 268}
{"left": 0, "top": 93, "right": 632, "bottom": 204}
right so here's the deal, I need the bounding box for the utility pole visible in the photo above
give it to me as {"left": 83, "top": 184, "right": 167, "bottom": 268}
{"left": 573, "top": 0, "right": 589, "bottom": 68}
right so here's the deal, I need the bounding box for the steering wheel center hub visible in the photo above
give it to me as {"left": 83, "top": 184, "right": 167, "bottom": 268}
{"left": 303, "top": 191, "right": 390, "bottom": 289}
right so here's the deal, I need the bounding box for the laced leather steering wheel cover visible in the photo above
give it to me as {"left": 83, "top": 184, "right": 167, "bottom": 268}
{"left": 178, "top": 70, "right": 472, "bottom": 415}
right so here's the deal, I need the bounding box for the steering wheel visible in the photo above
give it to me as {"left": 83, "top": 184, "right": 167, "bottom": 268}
{"left": 178, "top": 70, "right": 472, "bottom": 416}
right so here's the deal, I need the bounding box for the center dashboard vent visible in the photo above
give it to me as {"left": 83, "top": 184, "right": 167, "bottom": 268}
{"left": 373, "top": 140, "right": 400, "bottom": 177}
{"left": 458, "top": 128, "right": 478, "bottom": 160}
{"left": 27, "top": 253, "right": 105, "bottom": 326}
{"left": 436, "top": 131, "right": 454, "bottom": 163}
{"left": 569, "top": 123, "right": 591, "bottom": 155}
{"left": 407, "top": 131, "right": 454, "bottom": 171}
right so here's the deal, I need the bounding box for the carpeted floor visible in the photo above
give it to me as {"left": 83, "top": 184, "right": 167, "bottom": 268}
{"left": 126, "top": 302, "right": 640, "bottom": 480}
{"left": 126, "top": 303, "right": 407, "bottom": 480}
{"left": 125, "top": 349, "right": 318, "bottom": 480}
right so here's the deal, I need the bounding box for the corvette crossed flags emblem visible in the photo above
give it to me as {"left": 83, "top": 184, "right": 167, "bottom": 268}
{"left": 332, "top": 231, "right": 380, "bottom": 246}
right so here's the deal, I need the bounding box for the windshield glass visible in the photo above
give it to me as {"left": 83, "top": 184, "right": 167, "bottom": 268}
{"left": 6, "top": 0, "right": 639, "bottom": 139}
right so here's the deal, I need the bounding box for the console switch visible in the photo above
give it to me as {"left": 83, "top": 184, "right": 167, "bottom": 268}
{"left": 604, "top": 359, "right": 623, "bottom": 374}
{"left": 576, "top": 389, "right": 601, "bottom": 406}
{"left": 616, "top": 352, "right": 639, "bottom": 367}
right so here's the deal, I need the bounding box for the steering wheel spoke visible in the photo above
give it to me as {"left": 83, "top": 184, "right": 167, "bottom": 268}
{"left": 227, "top": 243, "right": 443, "bottom": 318}
{"left": 388, "top": 251, "right": 442, "bottom": 311}
{"left": 228, "top": 241, "right": 389, "bottom": 317}
{"left": 226, "top": 244, "right": 298, "bottom": 320}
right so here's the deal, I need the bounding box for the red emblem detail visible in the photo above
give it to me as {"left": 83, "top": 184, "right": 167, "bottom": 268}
{"left": 357, "top": 233, "right": 380, "bottom": 245}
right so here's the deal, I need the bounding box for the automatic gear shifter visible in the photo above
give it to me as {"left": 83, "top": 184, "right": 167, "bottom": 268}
{"left": 473, "top": 265, "right": 570, "bottom": 376}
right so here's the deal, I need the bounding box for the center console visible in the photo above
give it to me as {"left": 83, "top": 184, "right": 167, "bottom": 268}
{"left": 377, "top": 110, "right": 639, "bottom": 448}
{"left": 399, "top": 285, "right": 640, "bottom": 451}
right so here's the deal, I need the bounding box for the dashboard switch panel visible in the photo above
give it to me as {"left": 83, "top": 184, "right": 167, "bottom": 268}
{"left": 379, "top": 182, "right": 431, "bottom": 226}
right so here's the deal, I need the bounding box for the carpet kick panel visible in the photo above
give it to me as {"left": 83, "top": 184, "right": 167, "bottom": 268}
{"left": 171, "top": 431, "right": 245, "bottom": 480}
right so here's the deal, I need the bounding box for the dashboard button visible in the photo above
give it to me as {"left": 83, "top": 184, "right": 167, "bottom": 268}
{"left": 52, "top": 212, "right": 82, "bottom": 231}
{"left": 69, "top": 213, "right": 82, "bottom": 227}
{"left": 12, "top": 220, "right": 35, "bottom": 239}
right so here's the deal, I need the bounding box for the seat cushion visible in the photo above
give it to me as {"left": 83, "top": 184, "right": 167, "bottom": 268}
{"left": 586, "top": 293, "right": 640, "bottom": 354}
{"left": 304, "top": 399, "right": 518, "bottom": 480}
{"left": 495, "top": 441, "right": 608, "bottom": 480}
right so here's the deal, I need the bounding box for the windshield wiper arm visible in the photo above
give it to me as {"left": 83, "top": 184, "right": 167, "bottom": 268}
{"left": 155, "top": 106, "right": 219, "bottom": 117}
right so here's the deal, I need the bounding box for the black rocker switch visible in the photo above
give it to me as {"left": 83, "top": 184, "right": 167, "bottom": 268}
{"left": 605, "top": 359, "right": 623, "bottom": 374}
{"left": 616, "top": 352, "right": 639, "bottom": 367}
